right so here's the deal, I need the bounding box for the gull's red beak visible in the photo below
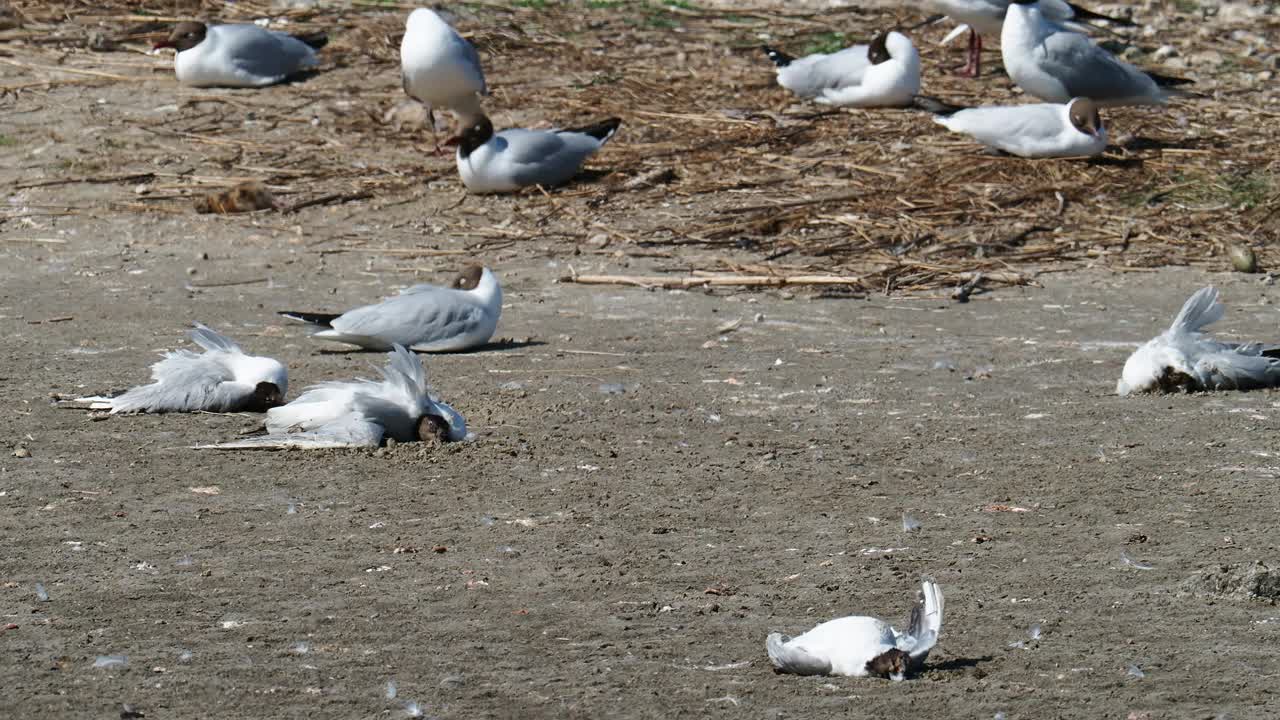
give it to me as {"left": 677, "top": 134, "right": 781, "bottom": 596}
{"left": 441, "top": 135, "right": 462, "bottom": 147}
{"left": 153, "top": 39, "right": 174, "bottom": 50}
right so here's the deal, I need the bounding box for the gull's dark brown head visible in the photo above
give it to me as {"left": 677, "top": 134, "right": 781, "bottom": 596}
{"left": 416, "top": 413, "right": 450, "bottom": 444}
{"left": 866, "top": 648, "right": 909, "bottom": 680}
{"left": 246, "top": 381, "right": 285, "bottom": 412}
{"left": 868, "top": 31, "right": 891, "bottom": 65}
{"left": 156, "top": 21, "right": 207, "bottom": 52}
{"left": 451, "top": 265, "right": 485, "bottom": 291}
{"left": 1068, "top": 98, "right": 1103, "bottom": 137}
{"left": 450, "top": 115, "right": 495, "bottom": 159}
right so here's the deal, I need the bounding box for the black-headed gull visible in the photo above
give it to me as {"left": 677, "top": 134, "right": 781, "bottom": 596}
{"left": 73, "top": 324, "right": 287, "bottom": 414}
{"left": 400, "top": 8, "right": 488, "bottom": 147}
{"left": 929, "top": 0, "right": 1133, "bottom": 77}
{"left": 280, "top": 265, "right": 502, "bottom": 352}
{"left": 915, "top": 95, "right": 1106, "bottom": 158}
{"left": 452, "top": 115, "right": 620, "bottom": 194}
{"left": 1118, "top": 287, "right": 1280, "bottom": 396}
{"left": 760, "top": 41, "right": 870, "bottom": 100}
{"left": 1002, "top": 0, "right": 1191, "bottom": 106}
{"left": 775, "top": 31, "right": 919, "bottom": 108}
{"left": 199, "top": 345, "right": 466, "bottom": 449}
{"left": 154, "top": 22, "right": 325, "bottom": 88}
{"left": 767, "top": 580, "right": 944, "bottom": 680}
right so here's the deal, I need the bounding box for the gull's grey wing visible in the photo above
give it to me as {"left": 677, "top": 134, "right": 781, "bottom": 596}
{"left": 1169, "top": 286, "right": 1223, "bottom": 334}
{"left": 1196, "top": 352, "right": 1280, "bottom": 392}
{"left": 452, "top": 32, "right": 488, "bottom": 95}
{"left": 197, "top": 412, "right": 385, "bottom": 449}
{"left": 188, "top": 323, "right": 243, "bottom": 354}
{"left": 1037, "top": 30, "right": 1158, "bottom": 101}
{"left": 222, "top": 27, "right": 315, "bottom": 83}
{"left": 778, "top": 45, "right": 869, "bottom": 97}
{"left": 109, "top": 350, "right": 243, "bottom": 413}
{"left": 765, "top": 633, "right": 832, "bottom": 675}
{"left": 506, "top": 130, "right": 601, "bottom": 187}
{"left": 900, "top": 580, "right": 944, "bottom": 670}
{"left": 943, "top": 104, "right": 1066, "bottom": 146}
{"left": 331, "top": 289, "right": 486, "bottom": 349}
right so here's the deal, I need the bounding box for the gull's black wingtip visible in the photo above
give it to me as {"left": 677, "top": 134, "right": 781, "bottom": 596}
{"left": 565, "top": 117, "right": 622, "bottom": 143}
{"left": 278, "top": 311, "right": 339, "bottom": 328}
{"left": 762, "top": 45, "right": 794, "bottom": 68}
{"left": 291, "top": 31, "right": 329, "bottom": 50}
{"left": 1066, "top": 1, "right": 1137, "bottom": 26}
{"left": 911, "top": 95, "right": 966, "bottom": 116}
{"left": 1148, "top": 71, "right": 1195, "bottom": 88}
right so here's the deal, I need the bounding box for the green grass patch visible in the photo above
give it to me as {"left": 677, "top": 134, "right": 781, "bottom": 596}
{"left": 801, "top": 32, "right": 849, "bottom": 56}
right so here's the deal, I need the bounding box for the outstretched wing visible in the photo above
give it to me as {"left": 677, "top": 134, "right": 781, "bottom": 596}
{"left": 900, "top": 580, "right": 944, "bottom": 670}
{"left": 196, "top": 412, "right": 385, "bottom": 450}
{"left": 188, "top": 323, "right": 243, "bottom": 354}
{"left": 1196, "top": 351, "right": 1280, "bottom": 392}
{"left": 766, "top": 633, "right": 832, "bottom": 676}
{"left": 105, "top": 350, "right": 239, "bottom": 413}
{"left": 1168, "top": 286, "right": 1223, "bottom": 335}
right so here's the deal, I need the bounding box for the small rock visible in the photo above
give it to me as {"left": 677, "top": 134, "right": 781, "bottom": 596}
{"left": 13, "top": 446, "right": 29, "bottom": 458}
{"left": 1182, "top": 561, "right": 1280, "bottom": 602}
{"left": 1228, "top": 244, "right": 1258, "bottom": 273}
{"left": 1153, "top": 44, "right": 1178, "bottom": 60}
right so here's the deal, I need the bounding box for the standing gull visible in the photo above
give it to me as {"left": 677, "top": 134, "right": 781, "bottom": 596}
{"left": 767, "top": 580, "right": 944, "bottom": 680}
{"left": 72, "top": 324, "right": 287, "bottom": 413}
{"left": 1002, "top": 0, "right": 1191, "bottom": 105}
{"left": 928, "top": 0, "right": 1134, "bottom": 77}
{"left": 199, "top": 345, "right": 466, "bottom": 449}
{"left": 914, "top": 95, "right": 1106, "bottom": 158}
{"left": 1118, "top": 287, "right": 1280, "bottom": 396}
{"left": 453, "top": 115, "right": 621, "bottom": 194}
{"left": 280, "top": 265, "right": 502, "bottom": 352}
{"left": 400, "top": 8, "right": 488, "bottom": 148}
{"left": 154, "top": 21, "right": 326, "bottom": 88}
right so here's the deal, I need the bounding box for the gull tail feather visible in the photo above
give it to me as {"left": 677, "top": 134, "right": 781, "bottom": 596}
{"left": 766, "top": 633, "right": 832, "bottom": 675}
{"left": 906, "top": 580, "right": 944, "bottom": 670}
{"left": 563, "top": 117, "right": 622, "bottom": 144}
{"left": 911, "top": 95, "right": 967, "bottom": 116}
{"left": 761, "top": 45, "right": 794, "bottom": 67}
{"left": 189, "top": 323, "right": 242, "bottom": 354}
{"left": 1169, "top": 286, "right": 1223, "bottom": 334}
{"left": 65, "top": 395, "right": 114, "bottom": 410}
{"left": 279, "top": 311, "right": 341, "bottom": 328}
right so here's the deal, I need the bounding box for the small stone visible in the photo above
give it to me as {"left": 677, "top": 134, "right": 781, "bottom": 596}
{"left": 1228, "top": 244, "right": 1258, "bottom": 273}
{"left": 13, "top": 446, "right": 29, "bottom": 458}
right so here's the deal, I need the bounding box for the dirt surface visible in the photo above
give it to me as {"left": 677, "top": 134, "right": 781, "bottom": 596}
{"left": 4, "top": 1, "right": 1280, "bottom": 718}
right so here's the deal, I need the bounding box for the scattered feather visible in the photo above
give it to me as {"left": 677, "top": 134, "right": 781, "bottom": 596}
{"left": 93, "top": 655, "right": 128, "bottom": 669}
{"left": 902, "top": 513, "right": 922, "bottom": 532}
{"left": 1120, "top": 550, "right": 1155, "bottom": 570}
{"left": 1127, "top": 663, "right": 1145, "bottom": 679}
{"left": 35, "top": 583, "right": 49, "bottom": 602}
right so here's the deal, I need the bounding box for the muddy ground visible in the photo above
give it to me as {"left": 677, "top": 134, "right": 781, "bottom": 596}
{"left": 3, "top": 0, "right": 1280, "bottom": 718}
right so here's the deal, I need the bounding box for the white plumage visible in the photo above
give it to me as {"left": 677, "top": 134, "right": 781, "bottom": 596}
{"left": 198, "top": 345, "right": 466, "bottom": 449}
{"left": 158, "top": 22, "right": 322, "bottom": 88}
{"left": 400, "top": 8, "right": 487, "bottom": 133}
{"left": 923, "top": 96, "right": 1107, "bottom": 158}
{"left": 280, "top": 266, "right": 502, "bottom": 352}
{"left": 74, "top": 324, "right": 287, "bottom": 414}
{"left": 455, "top": 116, "right": 621, "bottom": 194}
{"left": 1118, "top": 287, "right": 1280, "bottom": 396}
{"left": 767, "top": 580, "right": 944, "bottom": 680}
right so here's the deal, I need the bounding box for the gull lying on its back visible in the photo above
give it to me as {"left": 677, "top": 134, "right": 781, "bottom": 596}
{"left": 154, "top": 21, "right": 326, "bottom": 88}
{"left": 767, "top": 580, "right": 944, "bottom": 680}
{"left": 73, "top": 324, "right": 287, "bottom": 414}
{"left": 453, "top": 115, "right": 621, "bottom": 194}
{"left": 766, "top": 31, "right": 919, "bottom": 108}
{"left": 199, "top": 345, "right": 466, "bottom": 449}
{"left": 1002, "top": 0, "right": 1191, "bottom": 106}
{"left": 280, "top": 266, "right": 502, "bottom": 352}
{"left": 928, "top": 0, "right": 1134, "bottom": 77}
{"left": 400, "top": 8, "right": 488, "bottom": 146}
{"left": 914, "top": 95, "right": 1106, "bottom": 158}
{"left": 1118, "top": 287, "right": 1280, "bottom": 396}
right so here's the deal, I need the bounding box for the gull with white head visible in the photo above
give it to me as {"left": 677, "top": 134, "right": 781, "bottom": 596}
{"left": 1002, "top": 0, "right": 1191, "bottom": 106}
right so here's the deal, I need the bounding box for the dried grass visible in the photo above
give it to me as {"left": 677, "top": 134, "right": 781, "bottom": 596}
{"left": 2, "top": 0, "right": 1278, "bottom": 294}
